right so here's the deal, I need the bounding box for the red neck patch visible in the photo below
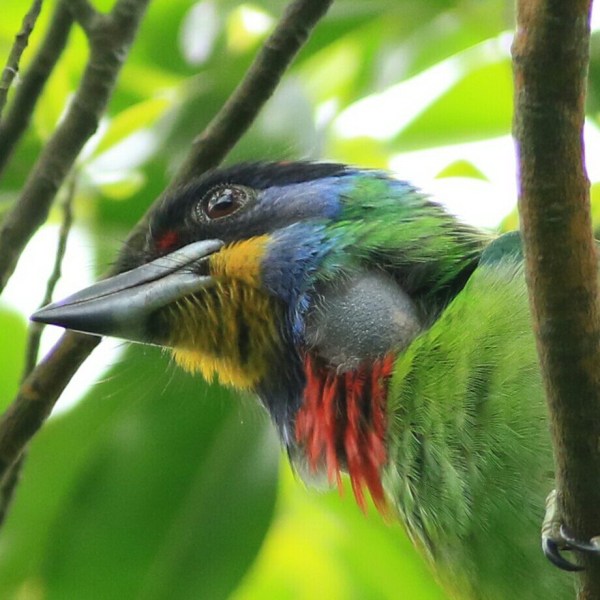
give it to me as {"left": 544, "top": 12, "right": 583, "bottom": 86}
{"left": 295, "top": 353, "right": 394, "bottom": 513}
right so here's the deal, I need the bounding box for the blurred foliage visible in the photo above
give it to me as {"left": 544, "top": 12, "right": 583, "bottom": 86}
{"left": 0, "top": 0, "right": 599, "bottom": 599}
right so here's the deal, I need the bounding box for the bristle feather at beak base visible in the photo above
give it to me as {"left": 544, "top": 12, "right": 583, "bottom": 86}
{"left": 31, "top": 239, "right": 224, "bottom": 344}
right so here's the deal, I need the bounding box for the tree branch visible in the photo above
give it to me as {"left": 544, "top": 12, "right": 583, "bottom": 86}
{"left": 0, "top": 331, "right": 100, "bottom": 478}
{"left": 67, "top": 0, "right": 100, "bottom": 33}
{"left": 0, "top": 0, "right": 44, "bottom": 120}
{"left": 0, "top": 0, "right": 333, "bottom": 502}
{"left": 0, "top": 0, "right": 151, "bottom": 295}
{"left": 513, "top": 0, "right": 600, "bottom": 595}
{"left": 0, "top": 1, "right": 73, "bottom": 177}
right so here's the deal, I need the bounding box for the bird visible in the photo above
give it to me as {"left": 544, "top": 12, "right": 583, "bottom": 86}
{"left": 32, "top": 161, "right": 586, "bottom": 599}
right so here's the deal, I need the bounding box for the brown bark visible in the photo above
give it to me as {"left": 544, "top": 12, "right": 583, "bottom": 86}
{"left": 513, "top": 0, "right": 600, "bottom": 595}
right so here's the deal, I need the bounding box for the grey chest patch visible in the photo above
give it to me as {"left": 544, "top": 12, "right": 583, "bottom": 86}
{"left": 305, "top": 270, "right": 422, "bottom": 370}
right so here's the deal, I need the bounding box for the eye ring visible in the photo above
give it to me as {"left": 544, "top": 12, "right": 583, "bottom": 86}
{"left": 197, "top": 185, "right": 253, "bottom": 221}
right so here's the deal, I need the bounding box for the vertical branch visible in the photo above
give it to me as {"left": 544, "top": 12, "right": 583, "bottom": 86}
{"left": 513, "top": 0, "right": 600, "bottom": 596}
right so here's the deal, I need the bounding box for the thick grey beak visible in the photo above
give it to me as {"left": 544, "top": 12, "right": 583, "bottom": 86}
{"left": 31, "top": 239, "right": 224, "bottom": 344}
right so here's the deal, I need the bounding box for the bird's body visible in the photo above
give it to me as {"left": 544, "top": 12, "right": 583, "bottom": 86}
{"left": 34, "top": 162, "right": 576, "bottom": 599}
{"left": 386, "top": 233, "right": 568, "bottom": 598}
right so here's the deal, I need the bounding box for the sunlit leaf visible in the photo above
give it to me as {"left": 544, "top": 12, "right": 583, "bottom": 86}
{"left": 0, "top": 307, "right": 26, "bottom": 409}
{"left": 226, "top": 4, "right": 273, "bottom": 53}
{"left": 327, "top": 136, "right": 390, "bottom": 169}
{"left": 435, "top": 159, "right": 488, "bottom": 180}
{"left": 180, "top": 1, "right": 221, "bottom": 65}
{"left": 498, "top": 206, "right": 519, "bottom": 233}
{"left": 300, "top": 38, "right": 363, "bottom": 104}
{"left": 591, "top": 182, "right": 600, "bottom": 237}
{"left": 94, "top": 97, "right": 172, "bottom": 157}
{"left": 96, "top": 170, "right": 146, "bottom": 200}
{"left": 393, "top": 58, "right": 513, "bottom": 150}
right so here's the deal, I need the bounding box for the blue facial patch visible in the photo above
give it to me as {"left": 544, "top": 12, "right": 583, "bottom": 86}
{"left": 262, "top": 223, "right": 337, "bottom": 341}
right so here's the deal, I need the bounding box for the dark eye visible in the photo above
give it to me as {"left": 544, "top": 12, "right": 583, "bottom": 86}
{"left": 200, "top": 185, "right": 252, "bottom": 220}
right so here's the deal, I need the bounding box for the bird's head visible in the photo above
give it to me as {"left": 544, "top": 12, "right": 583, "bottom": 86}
{"left": 33, "top": 161, "right": 487, "bottom": 509}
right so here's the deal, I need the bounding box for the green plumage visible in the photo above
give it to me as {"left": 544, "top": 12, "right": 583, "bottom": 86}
{"left": 320, "top": 176, "right": 487, "bottom": 311}
{"left": 387, "top": 233, "right": 570, "bottom": 598}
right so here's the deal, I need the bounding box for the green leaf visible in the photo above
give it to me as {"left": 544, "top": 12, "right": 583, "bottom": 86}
{"left": 327, "top": 136, "right": 390, "bottom": 169}
{"left": 226, "top": 4, "right": 273, "bottom": 54}
{"left": 392, "top": 58, "right": 513, "bottom": 151}
{"left": 97, "top": 170, "right": 146, "bottom": 200}
{"left": 233, "top": 465, "right": 449, "bottom": 600}
{"left": 0, "top": 345, "right": 279, "bottom": 600}
{"left": 94, "top": 97, "right": 172, "bottom": 157}
{"left": 0, "top": 307, "right": 26, "bottom": 410}
{"left": 118, "top": 63, "right": 184, "bottom": 100}
{"left": 300, "top": 38, "right": 363, "bottom": 104}
{"left": 396, "top": 1, "right": 512, "bottom": 82}
{"left": 587, "top": 31, "right": 600, "bottom": 115}
{"left": 435, "top": 159, "right": 488, "bottom": 180}
{"left": 591, "top": 182, "right": 600, "bottom": 236}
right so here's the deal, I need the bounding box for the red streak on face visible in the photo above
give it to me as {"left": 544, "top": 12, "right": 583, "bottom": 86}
{"left": 156, "top": 230, "right": 180, "bottom": 253}
{"left": 295, "top": 354, "right": 394, "bottom": 513}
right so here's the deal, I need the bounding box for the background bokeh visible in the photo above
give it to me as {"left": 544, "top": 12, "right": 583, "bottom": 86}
{"left": 1, "top": 1, "right": 600, "bottom": 598}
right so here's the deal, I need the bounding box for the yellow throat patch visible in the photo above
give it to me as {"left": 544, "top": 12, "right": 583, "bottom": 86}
{"left": 168, "top": 237, "right": 281, "bottom": 389}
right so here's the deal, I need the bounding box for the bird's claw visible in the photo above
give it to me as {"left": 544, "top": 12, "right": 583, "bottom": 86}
{"left": 542, "top": 532, "right": 584, "bottom": 572}
{"left": 542, "top": 490, "right": 600, "bottom": 572}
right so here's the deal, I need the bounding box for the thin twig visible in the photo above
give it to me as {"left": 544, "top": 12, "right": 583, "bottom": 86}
{"left": 513, "top": 0, "right": 600, "bottom": 595}
{"left": 23, "top": 174, "right": 76, "bottom": 377}
{"left": 0, "top": 0, "right": 44, "bottom": 120}
{"left": 0, "top": 0, "right": 151, "bottom": 295}
{"left": 0, "top": 1, "right": 73, "bottom": 177}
